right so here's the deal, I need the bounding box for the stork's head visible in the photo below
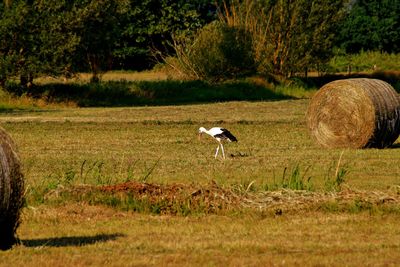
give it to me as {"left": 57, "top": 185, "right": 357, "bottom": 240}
{"left": 198, "top": 127, "right": 207, "bottom": 140}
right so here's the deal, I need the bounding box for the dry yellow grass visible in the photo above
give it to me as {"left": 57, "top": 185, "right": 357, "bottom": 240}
{"left": 0, "top": 97, "right": 400, "bottom": 265}
{"left": 0, "top": 204, "right": 399, "bottom": 266}
{"left": 1, "top": 100, "right": 400, "bottom": 192}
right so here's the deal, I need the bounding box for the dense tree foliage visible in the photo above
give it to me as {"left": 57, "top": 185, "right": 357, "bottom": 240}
{"left": 337, "top": 0, "right": 400, "bottom": 53}
{"left": 0, "top": 0, "right": 126, "bottom": 85}
{"left": 0, "top": 0, "right": 399, "bottom": 88}
{"left": 0, "top": 0, "right": 214, "bottom": 86}
{"left": 71, "top": 0, "right": 130, "bottom": 81}
{"left": 0, "top": 1, "right": 81, "bottom": 87}
{"left": 114, "top": 0, "right": 216, "bottom": 70}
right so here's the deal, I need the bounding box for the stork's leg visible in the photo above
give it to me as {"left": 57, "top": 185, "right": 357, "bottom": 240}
{"left": 215, "top": 145, "right": 220, "bottom": 158}
{"left": 220, "top": 143, "right": 225, "bottom": 159}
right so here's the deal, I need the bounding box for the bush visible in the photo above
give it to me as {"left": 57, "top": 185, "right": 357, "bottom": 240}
{"left": 167, "top": 21, "right": 256, "bottom": 82}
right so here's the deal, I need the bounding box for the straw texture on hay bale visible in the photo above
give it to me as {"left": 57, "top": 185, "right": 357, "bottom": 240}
{"left": 307, "top": 78, "right": 400, "bottom": 148}
{"left": 0, "top": 127, "right": 24, "bottom": 250}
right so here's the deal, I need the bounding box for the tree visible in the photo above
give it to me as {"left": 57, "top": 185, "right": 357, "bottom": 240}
{"left": 0, "top": 0, "right": 129, "bottom": 87}
{"left": 220, "top": 0, "right": 346, "bottom": 77}
{"left": 113, "top": 0, "right": 216, "bottom": 70}
{"left": 71, "top": 0, "right": 129, "bottom": 82}
{"left": 337, "top": 0, "right": 400, "bottom": 53}
{"left": 265, "top": 0, "right": 346, "bottom": 76}
{"left": 0, "top": 0, "right": 80, "bottom": 88}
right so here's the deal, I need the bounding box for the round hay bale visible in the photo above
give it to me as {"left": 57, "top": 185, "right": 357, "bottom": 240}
{"left": 307, "top": 78, "right": 400, "bottom": 148}
{"left": 0, "top": 127, "right": 24, "bottom": 250}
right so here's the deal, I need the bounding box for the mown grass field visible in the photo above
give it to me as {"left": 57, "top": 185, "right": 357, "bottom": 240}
{"left": 1, "top": 72, "right": 400, "bottom": 266}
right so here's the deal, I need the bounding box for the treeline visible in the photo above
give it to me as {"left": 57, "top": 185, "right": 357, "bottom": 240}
{"left": 0, "top": 0, "right": 216, "bottom": 87}
{"left": 0, "top": 0, "right": 399, "bottom": 87}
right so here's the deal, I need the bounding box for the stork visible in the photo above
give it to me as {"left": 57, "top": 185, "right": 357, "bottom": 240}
{"left": 198, "top": 127, "right": 238, "bottom": 159}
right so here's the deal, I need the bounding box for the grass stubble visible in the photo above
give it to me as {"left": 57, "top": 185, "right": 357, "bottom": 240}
{"left": 1, "top": 205, "right": 400, "bottom": 266}
{"left": 0, "top": 81, "right": 400, "bottom": 265}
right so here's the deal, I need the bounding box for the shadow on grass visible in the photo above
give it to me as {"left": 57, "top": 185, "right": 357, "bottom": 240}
{"left": 4, "top": 71, "right": 399, "bottom": 108}
{"left": 22, "top": 233, "right": 125, "bottom": 247}
{"left": 0, "top": 104, "right": 57, "bottom": 114}
{"left": 6, "top": 80, "right": 291, "bottom": 107}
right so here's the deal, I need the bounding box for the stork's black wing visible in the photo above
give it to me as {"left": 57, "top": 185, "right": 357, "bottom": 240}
{"left": 216, "top": 128, "right": 238, "bottom": 142}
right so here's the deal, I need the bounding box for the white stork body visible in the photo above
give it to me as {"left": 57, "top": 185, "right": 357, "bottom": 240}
{"left": 198, "top": 127, "right": 238, "bottom": 159}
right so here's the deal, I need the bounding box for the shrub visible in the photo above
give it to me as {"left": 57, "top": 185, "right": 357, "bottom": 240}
{"left": 167, "top": 21, "right": 255, "bottom": 82}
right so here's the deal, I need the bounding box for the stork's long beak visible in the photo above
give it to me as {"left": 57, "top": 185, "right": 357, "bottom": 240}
{"left": 198, "top": 133, "right": 202, "bottom": 141}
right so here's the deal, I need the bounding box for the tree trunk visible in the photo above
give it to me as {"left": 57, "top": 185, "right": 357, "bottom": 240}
{"left": 4, "top": 0, "right": 12, "bottom": 8}
{"left": 88, "top": 53, "right": 101, "bottom": 83}
{"left": 347, "top": 64, "right": 352, "bottom": 75}
{"left": 20, "top": 73, "right": 33, "bottom": 88}
{"left": 0, "top": 78, "right": 6, "bottom": 88}
{"left": 20, "top": 74, "right": 28, "bottom": 88}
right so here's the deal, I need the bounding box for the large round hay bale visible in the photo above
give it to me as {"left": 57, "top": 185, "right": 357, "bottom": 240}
{"left": 307, "top": 78, "right": 400, "bottom": 148}
{"left": 0, "top": 127, "right": 24, "bottom": 250}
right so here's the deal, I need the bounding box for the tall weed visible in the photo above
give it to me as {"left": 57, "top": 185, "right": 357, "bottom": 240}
{"left": 262, "top": 164, "right": 314, "bottom": 191}
{"left": 324, "top": 151, "right": 349, "bottom": 192}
